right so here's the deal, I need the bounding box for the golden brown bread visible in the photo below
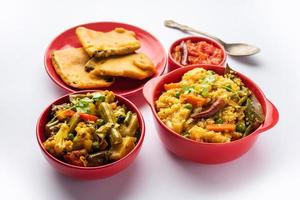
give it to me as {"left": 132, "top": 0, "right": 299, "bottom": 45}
{"left": 51, "top": 47, "right": 114, "bottom": 89}
{"left": 76, "top": 27, "right": 141, "bottom": 58}
{"left": 86, "top": 53, "right": 156, "bottom": 80}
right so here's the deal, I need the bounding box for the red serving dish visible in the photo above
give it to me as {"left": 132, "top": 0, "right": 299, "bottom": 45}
{"left": 44, "top": 22, "right": 167, "bottom": 97}
{"left": 143, "top": 65, "right": 278, "bottom": 164}
{"left": 36, "top": 90, "right": 145, "bottom": 179}
{"left": 168, "top": 36, "right": 227, "bottom": 72}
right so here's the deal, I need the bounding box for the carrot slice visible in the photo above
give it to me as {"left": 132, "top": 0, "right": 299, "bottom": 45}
{"left": 164, "top": 83, "right": 181, "bottom": 90}
{"left": 206, "top": 124, "right": 236, "bottom": 132}
{"left": 79, "top": 113, "right": 98, "bottom": 122}
{"left": 56, "top": 109, "right": 76, "bottom": 121}
{"left": 110, "top": 102, "right": 117, "bottom": 109}
{"left": 180, "top": 94, "right": 206, "bottom": 107}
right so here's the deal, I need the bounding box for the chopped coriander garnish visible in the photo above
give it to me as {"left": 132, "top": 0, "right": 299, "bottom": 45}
{"left": 205, "top": 74, "right": 216, "bottom": 83}
{"left": 223, "top": 85, "right": 233, "bottom": 92}
{"left": 182, "top": 86, "right": 195, "bottom": 94}
{"left": 198, "top": 74, "right": 216, "bottom": 97}
{"left": 175, "top": 91, "right": 181, "bottom": 98}
{"left": 201, "top": 87, "right": 209, "bottom": 97}
{"left": 208, "top": 70, "right": 216, "bottom": 75}
{"left": 74, "top": 97, "right": 93, "bottom": 113}
{"left": 92, "top": 92, "right": 105, "bottom": 102}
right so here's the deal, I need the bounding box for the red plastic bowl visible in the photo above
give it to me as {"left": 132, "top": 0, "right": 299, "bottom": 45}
{"left": 168, "top": 36, "right": 227, "bottom": 72}
{"left": 36, "top": 90, "right": 145, "bottom": 179}
{"left": 44, "top": 22, "right": 167, "bottom": 97}
{"left": 143, "top": 65, "right": 279, "bottom": 164}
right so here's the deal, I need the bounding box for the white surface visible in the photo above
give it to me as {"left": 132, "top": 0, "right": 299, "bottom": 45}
{"left": 0, "top": 0, "right": 299, "bottom": 199}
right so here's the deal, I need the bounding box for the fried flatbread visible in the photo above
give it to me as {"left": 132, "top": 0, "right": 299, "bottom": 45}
{"left": 76, "top": 27, "right": 141, "bottom": 58}
{"left": 86, "top": 53, "right": 156, "bottom": 80}
{"left": 51, "top": 47, "right": 114, "bottom": 89}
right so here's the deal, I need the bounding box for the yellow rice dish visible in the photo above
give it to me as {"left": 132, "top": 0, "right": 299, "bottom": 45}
{"left": 155, "top": 66, "right": 264, "bottom": 143}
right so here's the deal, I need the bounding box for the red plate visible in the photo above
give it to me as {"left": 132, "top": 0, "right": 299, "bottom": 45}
{"left": 44, "top": 22, "right": 167, "bottom": 96}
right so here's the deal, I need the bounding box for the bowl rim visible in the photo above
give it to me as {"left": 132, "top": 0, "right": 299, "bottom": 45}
{"left": 168, "top": 36, "right": 227, "bottom": 68}
{"left": 36, "top": 90, "right": 145, "bottom": 170}
{"left": 148, "top": 64, "right": 271, "bottom": 146}
{"left": 44, "top": 21, "right": 167, "bottom": 96}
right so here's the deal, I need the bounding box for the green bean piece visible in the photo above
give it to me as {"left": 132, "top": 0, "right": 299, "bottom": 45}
{"left": 68, "top": 112, "right": 81, "bottom": 133}
{"left": 124, "top": 111, "right": 132, "bottom": 125}
{"left": 175, "top": 91, "right": 181, "bottom": 99}
{"left": 47, "top": 117, "right": 59, "bottom": 126}
{"left": 96, "top": 119, "right": 105, "bottom": 126}
{"left": 45, "top": 120, "right": 60, "bottom": 138}
{"left": 244, "top": 123, "right": 253, "bottom": 136}
{"left": 110, "top": 128, "right": 123, "bottom": 145}
{"left": 88, "top": 103, "right": 96, "bottom": 115}
{"left": 97, "top": 102, "right": 115, "bottom": 123}
{"left": 97, "top": 132, "right": 107, "bottom": 140}
{"left": 121, "top": 113, "right": 139, "bottom": 137}
{"left": 95, "top": 123, "right": 114, "bottom": 139}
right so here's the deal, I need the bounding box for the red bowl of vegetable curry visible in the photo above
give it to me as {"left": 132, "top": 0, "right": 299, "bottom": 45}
{"left": 36, "top": 90, "right": 145, "bottom": 179}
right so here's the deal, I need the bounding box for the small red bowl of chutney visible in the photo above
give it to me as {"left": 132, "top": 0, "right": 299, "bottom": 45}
{"left": 168, "top": 36, "right": 227, "bottom": 71}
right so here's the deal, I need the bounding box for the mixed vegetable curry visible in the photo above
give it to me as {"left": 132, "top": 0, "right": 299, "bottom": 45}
{"left": 43, "top": 91, "right": 140, "bottom": 167}
{"left": 156, "top": 65, "right": 264, "bottom": 143}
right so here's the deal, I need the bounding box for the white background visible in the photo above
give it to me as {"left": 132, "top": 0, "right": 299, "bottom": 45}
{"left": 0, "top": 0, "right": 299, "bottom": 199}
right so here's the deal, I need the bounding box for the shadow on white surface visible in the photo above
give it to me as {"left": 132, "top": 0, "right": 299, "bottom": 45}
{"left": 52, "top": 158, "right": 142, "bottom": 200}
{"left": 45, "top": 80, "right": 69, "bottom": 97}
{"left": 161, "top": 144, "right": 267, "bottom": 193}
{"left": 230, "top": 56, "right": 261, "bottom": 67}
